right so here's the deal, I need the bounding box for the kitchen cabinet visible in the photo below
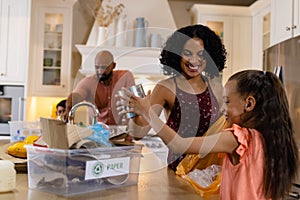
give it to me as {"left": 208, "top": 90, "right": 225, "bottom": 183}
{"left": 191, "top": 4, "right": 253, "bottom": 84}
{"left": 262, "top": 13, "right": 271, "bottom": 51}
{"left": 251, "top": 0, "right": 270, "bottom": 68}
{"left": 0, "top": 0, "right": 31, "bottom": 85}
{"left": 270, "top": 0, "right": 300, "bottom": 46}
{"left": 28, "top": 0, "right": 75, "bottom": 97}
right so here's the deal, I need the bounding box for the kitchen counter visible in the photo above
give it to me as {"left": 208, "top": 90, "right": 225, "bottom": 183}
{"left": 0, "top": 136, "right": 10, "bottom": 145}
{"left": 0, "top": 139, "right": 219, "bottom": 200}
{"left": 0, "top": 168, "right": 219, "bottom": 200}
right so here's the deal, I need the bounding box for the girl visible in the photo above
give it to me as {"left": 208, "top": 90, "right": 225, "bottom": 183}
{"left": 120, "top": 70, "right": 298, "bottom": 200}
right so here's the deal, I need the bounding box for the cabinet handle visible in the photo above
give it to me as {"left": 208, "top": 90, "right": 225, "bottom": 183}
{"left": 18, "top": 97, "right": 26, "bottom": 120}
{"left": 62, "top": 84, "right": 65, "bottom": 88}
{"left": 286, "top": 26, "right": 291, "bottom": 31}
{"left": 292, "top": 25, "right": 297, "bottom": 29}
{"left": 0, "top": 73, "right": 6, "bottom": 76}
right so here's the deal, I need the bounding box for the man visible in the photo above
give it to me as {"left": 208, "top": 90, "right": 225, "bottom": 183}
{"left": 65, "top": 50, "right": 135, "bottom": 125}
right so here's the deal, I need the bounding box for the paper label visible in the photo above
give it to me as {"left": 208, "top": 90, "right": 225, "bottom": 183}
{"left": 85, "top": 157, "right": 130, "bottom": 180}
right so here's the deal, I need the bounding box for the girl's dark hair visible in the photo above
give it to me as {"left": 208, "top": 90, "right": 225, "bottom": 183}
{"left": 159, "top": 24, "right": 227, "bottom": 78}
{"left": 228, "top": 70, "right": 298, "bottom": 200}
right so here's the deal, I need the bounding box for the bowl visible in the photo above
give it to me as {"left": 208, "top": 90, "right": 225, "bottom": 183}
{"left": 43, "top": 58, "right": 53, "bottom": 66}
{"left": 55, "top": 24, "right": 63, "bottom": 32}
{"left": 48, "top": 41, "right": 62, "bottom": 49}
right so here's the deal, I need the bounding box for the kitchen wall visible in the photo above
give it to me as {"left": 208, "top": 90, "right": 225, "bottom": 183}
{"left": 168, "top": 0, "right": 196, "bottom": 28}
{"left": 108, "top": 0, "right": 177, "bottom": 29}
{"left": 26, "top": 97, "right": 66, "bottom": 121}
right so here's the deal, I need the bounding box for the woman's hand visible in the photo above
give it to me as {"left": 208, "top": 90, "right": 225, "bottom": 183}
{"left": 116, "top": 88, "right": 152, "bottom": 119}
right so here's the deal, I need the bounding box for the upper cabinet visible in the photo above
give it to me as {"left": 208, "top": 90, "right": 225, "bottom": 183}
{"left": 191, "top": 1, "right": 272, "bottom": 79}
{"left": 191, "top": 4, "right": 253, "bottom": 83}
{"left": 270, "top": 0, "right": 300, "bottom": 45}
{"left": 28, "top": 0, "right": 75, "bottom": 97}
{"left": 251, "top": 0, "right": 270, "bottom": 68}
{"left": 0, "top": 0, "right": 31, "bottom": 85}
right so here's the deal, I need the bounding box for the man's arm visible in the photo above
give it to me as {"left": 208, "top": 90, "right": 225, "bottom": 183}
{"left": 63, "top": 92, "right": 84, "bottom": 122}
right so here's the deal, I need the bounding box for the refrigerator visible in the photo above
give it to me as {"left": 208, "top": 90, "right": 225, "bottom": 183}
{"left": 263, "top": 36, "right": 300, "bottom": 149}
{"left": 264, "top": 36, "right": 300, "bottom": 195}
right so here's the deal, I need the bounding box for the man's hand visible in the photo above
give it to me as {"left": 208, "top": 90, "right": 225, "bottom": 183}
{"left": 63, "top": 92, "right": 84, "bottom": 122}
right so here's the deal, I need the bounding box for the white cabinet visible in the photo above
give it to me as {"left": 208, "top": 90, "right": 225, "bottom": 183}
{"left": 191, "top": 4, "right": 253, "bottom": 83}
{"left": 294, "top": 0, "right": 300, "bottom": 37}
{"left": 28, "top": 0, "right": 75, "bottom": 97}
{"left": 251, "top": 0, "right": 270, "bottom": 68}
{"left": 270, "top": 0, "right": 300, "bottom": 45}
{"left": 0, "top": 0, "right": 31, "bottom": 85}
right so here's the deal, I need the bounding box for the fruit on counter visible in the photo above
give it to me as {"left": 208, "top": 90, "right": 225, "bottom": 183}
{"left": 7, "top": 142, "right": 27, "bottom": 158}
{"left": 24, "top": 135, "right": 39, "bottom": 144}
{"left": 7, "top": 135, "right": 39, "bottom": 159}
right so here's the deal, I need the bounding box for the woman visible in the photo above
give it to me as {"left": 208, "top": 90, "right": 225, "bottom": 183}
{"left": 127, "top": 24, "right": 227, "bottom": 170}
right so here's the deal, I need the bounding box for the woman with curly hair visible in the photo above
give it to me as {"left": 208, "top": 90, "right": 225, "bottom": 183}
{"left": 127, "top": 24, "right": 227, "bottom": 170}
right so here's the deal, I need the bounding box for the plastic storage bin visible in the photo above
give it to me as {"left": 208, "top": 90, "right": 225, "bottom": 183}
{"left": 26, "top": 145, "right": 142, "bottom": 196}
{"left": 9, "top": 121, "right": 41, "bottom": 142}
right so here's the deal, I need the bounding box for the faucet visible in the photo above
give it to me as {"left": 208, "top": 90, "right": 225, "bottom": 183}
{"left": 68, "top": 102, "right": 100, "bottom": 125}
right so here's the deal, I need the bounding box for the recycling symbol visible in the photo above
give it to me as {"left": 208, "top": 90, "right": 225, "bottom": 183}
{"left": 93, "top": 162, "right": 104, "bottom": 177}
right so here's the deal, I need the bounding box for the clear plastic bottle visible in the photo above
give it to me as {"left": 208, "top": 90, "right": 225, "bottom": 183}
{"left": 187, "top": 164, "right": 222, "bottom": 188}
{"left": 0, "top": 160, "right": 16, "bottom": 192}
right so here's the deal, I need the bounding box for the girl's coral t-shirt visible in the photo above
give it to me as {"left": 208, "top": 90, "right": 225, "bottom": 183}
{"left": 220, "top": 124, "right": 269, "bottom": 200}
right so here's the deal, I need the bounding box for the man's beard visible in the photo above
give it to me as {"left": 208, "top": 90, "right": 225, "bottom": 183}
{"left": 97, "top": 71, "right": 113, "bottom": 81}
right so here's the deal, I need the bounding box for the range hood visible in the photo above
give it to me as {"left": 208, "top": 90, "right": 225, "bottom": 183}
{"left": 76, "top": 0, "right": 177, "bottom": 77}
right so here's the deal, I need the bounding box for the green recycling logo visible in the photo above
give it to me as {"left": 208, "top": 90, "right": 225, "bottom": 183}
{"left": 92, "top": 161, "right": 104, "bottom": 177}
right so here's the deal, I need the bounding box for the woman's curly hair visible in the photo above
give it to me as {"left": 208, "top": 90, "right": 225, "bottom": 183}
{"left": 160, "top": 24, "right": 227, "bottom": 78}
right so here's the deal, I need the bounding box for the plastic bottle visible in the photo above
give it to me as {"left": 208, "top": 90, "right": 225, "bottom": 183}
{"left": 0, "top": 160, "right": 16, "bottom": 192}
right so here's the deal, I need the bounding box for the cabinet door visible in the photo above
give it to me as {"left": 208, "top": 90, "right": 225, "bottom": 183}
{"left": 270, "top": 0, "right": 293, "bottom": 45}
{"left": 293, "top": 0, "right": 300, "bottom": 37}
{"left": 0, "top": 0, "right": 30, "bottom": 84}
{"left": 252, "top": 8, "right": 271, "bottom": 69}
{"left": 30, "top": 3, "right": 72, "bottom": 97}
{"left": 199, "top": 15, "right": 233, "bottom": 84}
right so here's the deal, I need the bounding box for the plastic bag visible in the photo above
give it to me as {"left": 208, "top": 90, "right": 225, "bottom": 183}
{"left": 175, "top": 115, "right": 227, "bottom": 198}
{"left": 87, "top": 123, "right": 112, "bottom": 147}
